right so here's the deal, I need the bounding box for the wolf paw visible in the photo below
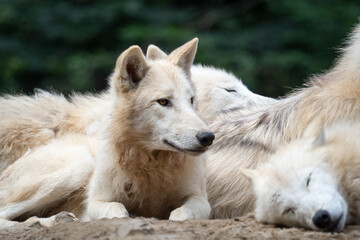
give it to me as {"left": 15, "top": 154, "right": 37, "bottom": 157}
{"left": 169, "top": 207, "right": 193, "bottom": 221}
{"left": 54, "top": 211, "right": 78, "bottom": 224}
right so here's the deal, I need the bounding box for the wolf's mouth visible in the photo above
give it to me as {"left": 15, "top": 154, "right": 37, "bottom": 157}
{"left": 326, "top": 213, "right": 344, "bottom": 233}
{"left": 163, "top": 139, "right": 207, "bottom": 155}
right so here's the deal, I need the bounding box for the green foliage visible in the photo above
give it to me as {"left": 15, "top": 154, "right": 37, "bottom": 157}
{"left": 0, "top": 0, "right": 359, "bottom": 97}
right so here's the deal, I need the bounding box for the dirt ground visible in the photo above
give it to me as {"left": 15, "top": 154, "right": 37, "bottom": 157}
{"left": 1, "top": 214, "right": 360, "bottom": 240}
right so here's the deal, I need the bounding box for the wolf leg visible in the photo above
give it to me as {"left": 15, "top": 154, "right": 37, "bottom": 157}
{"left": 87, "top": 200, "right": 129, "bottom": 219}
{"left": 25, "top": 211, "right": 78, "bottom": 227}
{"left": 87, "top": 167, "right": 129, "bottom": 219}
{"left": 0, "top": 136, "right": 94, "bottom": 222}
{"left": 169, "top": 194, "right": 210, "bottom": 221}
{"left": 0, "top": 211, "right": 78, "bottom": 230}
{"left": 87, "top": 147, "right": 129, "bottom": 220}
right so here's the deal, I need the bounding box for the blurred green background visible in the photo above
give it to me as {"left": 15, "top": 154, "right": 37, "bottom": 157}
{"left": 1, "top": 0, "right": 359, "bottom": 98}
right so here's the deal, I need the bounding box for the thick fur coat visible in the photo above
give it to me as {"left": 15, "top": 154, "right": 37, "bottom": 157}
{"left": 190, "top": 64, "right": 276, "bottom": 124}
{"left": 207, "top": 24, "right": 360, "bottom": 218}
{"left": 0, "top": 39, "right": 213, "bottom": 227}
{"left": 241, "top": 121, "right": 360, "bottom": 232}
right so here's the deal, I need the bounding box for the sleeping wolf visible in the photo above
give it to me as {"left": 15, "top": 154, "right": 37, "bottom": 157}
{"left": 191, "top": 64, "right": 276, "bottom": 124}
{"left": 207, "top": 23, "right": 360, "bottom": 219}
{"left": 241, "top": 121, "right": 360, "bottom": 232}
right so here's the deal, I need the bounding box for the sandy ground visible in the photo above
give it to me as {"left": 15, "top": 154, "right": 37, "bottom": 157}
{"left": 1, "top": 214, "right": 360, "bottom": 240}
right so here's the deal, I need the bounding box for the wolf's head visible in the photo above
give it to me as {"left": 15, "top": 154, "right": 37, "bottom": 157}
{"left": 109, "top": 38, "right": 214, "bottom": 155}
{"left": 240, "top": 129, "right": 348, "bottom": 232}
{"left": 189, "top": 65, "right": 276, "bottom": 123}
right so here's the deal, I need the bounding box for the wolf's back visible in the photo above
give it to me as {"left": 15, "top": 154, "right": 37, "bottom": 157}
{"left": 0, "top": 90, "right": 71, "bottom": 171}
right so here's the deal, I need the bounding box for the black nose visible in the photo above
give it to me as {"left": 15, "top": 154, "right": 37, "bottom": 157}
{"left": 196, "top": 132, "right": 215, "bottom": 147}
{"left": 313, "top": 210, "right": 331, "bottom": 229}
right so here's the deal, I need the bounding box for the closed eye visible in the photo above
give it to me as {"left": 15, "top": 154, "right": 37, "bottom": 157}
{"left": 282, "top": 207, "right": 296, "bottom": 215}
{"left": 225, "top": 89, "right": 237, "bottom": 93}
{"left": 306, "top": 173, "right": 312, "bottom": 188}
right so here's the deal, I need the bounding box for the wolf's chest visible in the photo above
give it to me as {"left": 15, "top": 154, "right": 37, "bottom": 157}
{"left": 119, "top": 173, "right": 186, "bottom": 219}
{"left": 116, "top": 150, "right": 191, "bottom": 219}
{"left": 125, "top": 190, "right": 186, "bottom": 219}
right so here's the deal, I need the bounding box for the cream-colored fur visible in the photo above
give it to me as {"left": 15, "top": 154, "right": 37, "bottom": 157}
{"left": 0, "top": 38, "right": 213, "bottom": 227}
{"left": 207, "top": 23, "right": 360, "bottom": 218}
{"left": 190, "top": 65, "right": 277, "bottom": 124}
{"left": 241, "top": 121, "right": 360, "bottom": 232}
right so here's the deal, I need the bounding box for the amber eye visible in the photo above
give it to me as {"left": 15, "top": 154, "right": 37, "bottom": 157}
{"left": 190, "top": 97, "right": 194, "bottom": 105}
{"left": 157, "top": 98, "right": 171, "bottom": 107}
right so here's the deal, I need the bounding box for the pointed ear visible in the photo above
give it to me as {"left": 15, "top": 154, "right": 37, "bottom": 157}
{"left": 113, "top": 46, "right": 149, "bottom": 93}
{"left": 239, "top": 168, "right": 258, "bottom": 186}
{"left": 312, "top": 127, "right": 326, "bottom": 147}
{"left": 168, "top": 38, "right": 198, "bottom": 77}
{"left": 146, "top": 45, "right": 167, "bottom": 60}
{"left": 303, "top": 117, "right": 324, "bottom": 139}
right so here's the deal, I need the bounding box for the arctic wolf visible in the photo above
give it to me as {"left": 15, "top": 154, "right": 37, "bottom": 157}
{"left": 207, "top": 23, "right": 360, "bottom": 218}
{"left": 241, "top": 121, "right": 360, "bottom": 232}
{"left": 190, "top": 65, "right": 276, "bottom": 124}
{"left": 0, "top": 38, "right": 214, "bottom": 227}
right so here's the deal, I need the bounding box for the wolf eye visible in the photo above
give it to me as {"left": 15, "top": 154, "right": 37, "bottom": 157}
{"left": 190, "top": 97, "right": 194, "bottom": 105}
{"left": 306, "top": 173, "right": 312, "bottom": 187}
{"left": 283, "top": 207, "right": 296, "bottom": 215}
{"left": 157, "top": 98, "right": 172, "bottom": 107}
{"left": 225, "top": 89, "right": 237, "bottom": 93}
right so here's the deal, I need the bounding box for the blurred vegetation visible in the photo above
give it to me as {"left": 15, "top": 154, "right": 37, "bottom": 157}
{"left": 0, "top": 0, "right": 359, "bottom": 97}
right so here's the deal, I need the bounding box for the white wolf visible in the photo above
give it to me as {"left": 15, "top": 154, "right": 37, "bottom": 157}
{"left": 241, "top": 120, "right": 360, "bottom": 232}
{"left": 190, "top": 65, "right": 277, "bottom": 124}
{"left": 206, "top": 23, "right": 360, "bottom": 219}
{"left": 0, "top": 38, "right": 214, "bottom": 227}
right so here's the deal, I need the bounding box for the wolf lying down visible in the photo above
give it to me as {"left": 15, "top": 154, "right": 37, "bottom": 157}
{"left": 0, "top": 38, "right": 215, "bottom": 227}
{"left": 206, "top": 22, "right": 360, "bottom": 230}
{"left": 241, "top": 121, "right": 360, "bottom": 233}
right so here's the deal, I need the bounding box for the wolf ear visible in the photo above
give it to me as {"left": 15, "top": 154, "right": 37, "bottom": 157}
{"left": 113, "top": 45, "right": 149, "bottom": 93}
{"left": 168, "top": 38, "right": 198, "bottom": 77}
{"left": 312, "top": 127, "right": 326, "bottom": 147}
{"left": 303, "top": 118, "right": 326, "bottom": 148}
{"left": 146, "top": 45, "right": 167, "bottom": 60}
{"left": 239, "top": 168, "right": 258, "bottom": 186}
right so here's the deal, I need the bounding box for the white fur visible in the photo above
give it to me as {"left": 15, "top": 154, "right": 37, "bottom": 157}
{"left": 191, "top": 64, "right": 276, "bottom": 124}
{"left": 242, "top": 121, "right": 360, "bottom": 232}
{"left": 0, "top": 39, "right": 211, "bottom": 227}
{"left": 206, "top": 23, "right": 360, "bottom": 219}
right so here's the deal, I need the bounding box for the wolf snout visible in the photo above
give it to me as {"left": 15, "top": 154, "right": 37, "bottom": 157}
{"left": 196, "top": 132, "right": 215, "bottom": 147}
{"left": 312, "top": 209, "right": 343, "bottom": 232}
{"left": 313, "top": 210, "right": 331, "bottom": 229}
